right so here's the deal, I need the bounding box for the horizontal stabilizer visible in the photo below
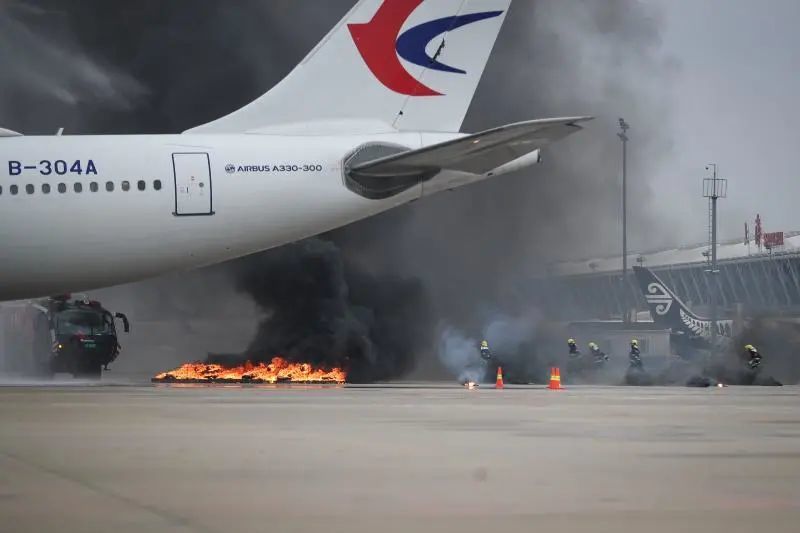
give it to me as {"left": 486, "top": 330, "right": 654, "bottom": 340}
{"left": 349, "top": 116, "right": 591, "bottom": 179}
{"left": 0, "top": 127, "right": 22, "bottom": 137}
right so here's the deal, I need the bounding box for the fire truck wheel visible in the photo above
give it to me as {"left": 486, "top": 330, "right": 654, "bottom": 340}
{"left": 73, "top": 366, "right": 101, "bottom": 379}
{"left": 72, "top": 359, "right": 102, "bottom": 379}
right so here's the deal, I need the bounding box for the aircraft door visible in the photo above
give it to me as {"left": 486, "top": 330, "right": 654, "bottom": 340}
{"left": 172, "top": 152, "right": 213, "bottom": 216}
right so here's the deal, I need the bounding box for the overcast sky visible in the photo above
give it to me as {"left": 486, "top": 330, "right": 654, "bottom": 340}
{"left": 643, "top": 0, "right": 800, "bottom": 244}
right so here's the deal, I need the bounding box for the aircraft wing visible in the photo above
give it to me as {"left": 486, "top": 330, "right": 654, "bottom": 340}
{"left": 349, "top": 116, "right": 592, "bottom": 178}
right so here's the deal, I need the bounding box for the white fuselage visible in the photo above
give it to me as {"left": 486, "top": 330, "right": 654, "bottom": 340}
{"left": 0, "top": 131, "right": 468, "bottom": 300}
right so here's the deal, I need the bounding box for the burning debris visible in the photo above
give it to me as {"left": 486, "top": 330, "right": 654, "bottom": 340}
{"left": 152, "top": 357, "right": 346, "bottom": 384}
{"left": 232, "top": 239, "right": 433, "bottom": 383}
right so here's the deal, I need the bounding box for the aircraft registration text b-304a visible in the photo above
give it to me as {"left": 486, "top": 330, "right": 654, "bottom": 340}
{"left": 8, "top": 159, "right": 98, "bottom": 176}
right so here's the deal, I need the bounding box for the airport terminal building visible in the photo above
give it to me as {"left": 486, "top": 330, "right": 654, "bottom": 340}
{"left": 532, "top": 232, "right": 800, "bottom": 322}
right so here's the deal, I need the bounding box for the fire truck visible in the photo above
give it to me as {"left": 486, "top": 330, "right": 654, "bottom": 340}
{"left": 0, "top": 295, "right": 129, "bottom": 378}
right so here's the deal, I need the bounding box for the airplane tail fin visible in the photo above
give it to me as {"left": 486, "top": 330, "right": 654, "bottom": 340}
{"left": 186, "top": 0, "right": 512, "bottom": 134}
{"left": 633, "top": 266, "right": 707, "bottom": 331}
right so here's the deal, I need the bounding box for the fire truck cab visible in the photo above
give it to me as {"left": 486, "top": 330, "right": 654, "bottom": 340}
{"left": 1, "top": 295, "right": 130, "bottom": 378}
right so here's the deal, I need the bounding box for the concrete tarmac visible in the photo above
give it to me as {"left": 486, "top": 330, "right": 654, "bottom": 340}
{"left": 0, "top": 383, "right": 798, "bottom": 532}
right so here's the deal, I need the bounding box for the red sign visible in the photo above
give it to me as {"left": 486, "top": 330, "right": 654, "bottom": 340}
{"left": 763, "top": 231, "right": 784, "bottom": 248}
{"left": 755, "top": 214, "right": 762, "bottom": 248}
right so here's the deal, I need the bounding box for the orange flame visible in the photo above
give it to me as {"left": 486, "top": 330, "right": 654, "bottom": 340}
{"left": 153, "top": 357, "right": 346, "bottom": 384}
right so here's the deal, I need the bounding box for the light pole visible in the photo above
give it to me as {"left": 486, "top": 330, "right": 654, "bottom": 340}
{"left": 703, "top": 164, "right": 727, "bottom": 349}
{"left": 618, "top": 118, "right": 630, "bottom": 323}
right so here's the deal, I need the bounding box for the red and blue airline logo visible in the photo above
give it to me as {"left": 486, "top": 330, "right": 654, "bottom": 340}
{"left": 348, "top": 0, "right": 503, "bottom": 96}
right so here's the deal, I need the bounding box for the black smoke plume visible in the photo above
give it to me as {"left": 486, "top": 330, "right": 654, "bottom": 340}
{"left": 232, "top": 239, "right": 433, "bottom": 382}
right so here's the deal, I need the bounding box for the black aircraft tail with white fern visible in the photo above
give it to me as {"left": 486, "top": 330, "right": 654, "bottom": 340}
{"left": 633, "top": 266, "right": 733, "bottom": 339}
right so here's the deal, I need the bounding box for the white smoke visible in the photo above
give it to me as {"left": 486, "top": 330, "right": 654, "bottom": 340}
{"left": 437, "top": 311, "right": 544, "bottom": 383}
{"left": 0, "top": 6, "right": 148, "bottom": 125}
{"left": 437, "top": 326, "right": 482, "bottom": 383}
{"left": 484, "top": 313, "right": 541, "bottom": 356}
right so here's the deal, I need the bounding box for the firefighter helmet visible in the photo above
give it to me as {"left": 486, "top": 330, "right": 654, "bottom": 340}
{"left": 568, "top": 338, "right": 576, "bottom": 344}
{"left": 745, "top": 344, "right": 755, "bottom": 352}
{"left": 480, "top": 340, "right": 489, "bottom": 348}
{"left": 631, "top": 339, "right": 639, "bottom": 346}
{"left": 588, "top": 342, "right": 598, "bottom": 350}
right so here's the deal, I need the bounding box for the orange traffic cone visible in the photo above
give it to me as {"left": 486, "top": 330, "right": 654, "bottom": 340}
{"left": 548, "top": 367, "right": 562, "bottom": 390}
{"left": 495, "top": 366, "right": 504, "bottom": 389}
